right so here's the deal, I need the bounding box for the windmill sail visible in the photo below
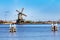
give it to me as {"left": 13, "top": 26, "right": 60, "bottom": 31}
{"left": 21, "top": 8, "right": 24, "bottom": 13}
{"left": 16, "top": 10, "right": 20, "bottom": 13}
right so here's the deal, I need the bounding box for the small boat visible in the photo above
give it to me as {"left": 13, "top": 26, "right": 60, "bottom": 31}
{"left": 9, "top": 24, "right": 16, "bottom": 32}
{"left": 52, "top": 23, "right": 58, "bottom": 31}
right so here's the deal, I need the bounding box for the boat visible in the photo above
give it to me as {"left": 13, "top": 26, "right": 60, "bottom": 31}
{"left": 9, "top": 24, "right": 16, "bottom": 32}
{"left": 52, "top": 23, "right": 58, "bottom": 31}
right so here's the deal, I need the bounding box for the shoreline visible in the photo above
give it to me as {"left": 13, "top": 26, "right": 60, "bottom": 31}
{"left": 0, "top": 23, "right": 60, "bottom": 25}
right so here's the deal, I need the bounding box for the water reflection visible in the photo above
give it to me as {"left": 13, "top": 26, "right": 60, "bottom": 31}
{"left": 52, "top": 31, "right": 58, "bottom": 40}
{"left": 9, "top": 32, "right": 16, "bottom": 40}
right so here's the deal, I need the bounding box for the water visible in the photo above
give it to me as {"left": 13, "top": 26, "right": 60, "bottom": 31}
{"left": 0, "top": 24, "right": 60, "bottom": 40}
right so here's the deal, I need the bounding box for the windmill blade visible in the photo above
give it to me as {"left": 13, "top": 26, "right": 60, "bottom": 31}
{"left": 16, "top": 10, "right": 20, "bottom": 13}
{"left": 22, "top": 13, "right": 27, "bottom": 16}
{"left": 21, "top": 8, "right": 24, "bottom": 13}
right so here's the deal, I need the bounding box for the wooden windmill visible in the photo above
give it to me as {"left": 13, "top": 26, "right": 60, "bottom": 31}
{"left": 16, "top": 8, "right": 27, "bottom": 24}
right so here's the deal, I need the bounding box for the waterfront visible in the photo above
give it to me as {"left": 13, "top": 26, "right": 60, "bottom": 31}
{"left": 0, "top": 24, "right": 60, "bottom": 40}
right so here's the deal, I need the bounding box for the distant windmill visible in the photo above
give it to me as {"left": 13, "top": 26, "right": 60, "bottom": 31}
{"left": 16, "top": 8, "right": 27, "bottom": 24}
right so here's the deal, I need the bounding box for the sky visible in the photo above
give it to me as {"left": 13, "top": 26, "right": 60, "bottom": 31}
{"left": 0, "top": 0, "right": 60, "bottom": 21}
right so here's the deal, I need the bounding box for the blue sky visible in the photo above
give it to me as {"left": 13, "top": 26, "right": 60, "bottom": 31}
{"left": 0, "top": 0, "right": 60, "bottom": 21}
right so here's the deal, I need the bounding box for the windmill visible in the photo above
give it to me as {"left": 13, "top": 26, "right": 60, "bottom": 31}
{"left": 16, "top": 8, "right": 27, "bottom": 24}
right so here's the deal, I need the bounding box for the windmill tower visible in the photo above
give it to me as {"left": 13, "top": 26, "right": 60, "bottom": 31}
{"left": 16, "top": 8, "right": 27, "bottom": 24}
